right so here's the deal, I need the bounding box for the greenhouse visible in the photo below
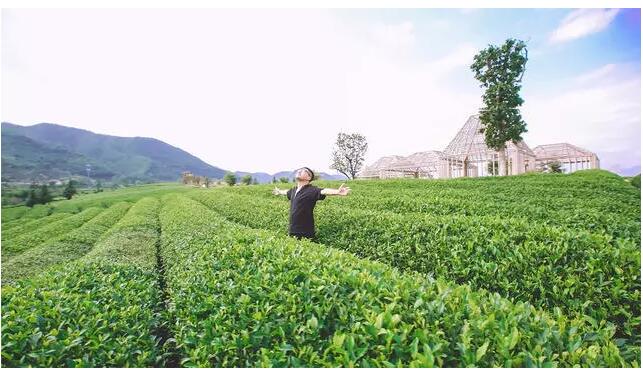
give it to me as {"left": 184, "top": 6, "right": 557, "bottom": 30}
{"left": 357, "top": 155, "right": 419, "bottom": 179}
{"left": 442, "top": 115, "right": 537, "bottom": 177}
{"left": 358, "top": 115, "right": 600, "bottom": 179}
{"left": 533, "top": 143, "right": 600, "bottom": 173}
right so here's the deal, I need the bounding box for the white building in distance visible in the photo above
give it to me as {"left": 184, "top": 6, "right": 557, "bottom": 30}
{"left": 357, "top": 115, "right": 600, "bottom": 179}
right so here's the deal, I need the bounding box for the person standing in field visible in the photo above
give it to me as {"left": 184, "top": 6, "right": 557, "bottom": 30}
{"left": 273, "top": 167, "right": 351, "bottom": 240}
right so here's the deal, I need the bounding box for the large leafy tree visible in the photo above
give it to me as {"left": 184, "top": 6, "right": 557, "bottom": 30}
{"left": 471, "top": 38, "right": 528, "bottom": 176}
{"left": 330, "top": 133, "right": 368, "bottom": 180}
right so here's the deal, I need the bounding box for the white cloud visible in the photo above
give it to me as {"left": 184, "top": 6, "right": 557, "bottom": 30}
{"left": 549, "top": 8, "right": 620, "bottom": 44}
{"left": 426, "top": 44, "right": 478, "bottom": 76}
{"left": 371, "top": 21, "right": 416, "bottom": 48}
{"left": 574, "top": 63, "right": 616, "bottom": 83}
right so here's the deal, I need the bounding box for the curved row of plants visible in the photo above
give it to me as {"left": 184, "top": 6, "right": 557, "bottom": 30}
{"left": 2, "top": 202, "right": 132, "bottom": 284}
{"left": 158, "top": 194, "right": 628, "bottom": 367}
{"left": 2, "top": 207, "right": 105, "bottom": 262}
{"left": 188, "top": 190, "right": 641, "bottom": 360}
{"left": 2, "top": 212, "right": 72, "bottom": 243}
{"left": 224, "top": 172, "right": 640, "bottom": 241}
{"left": 0, "top": 183, "right": 188, "bottom": 226}
{"left": 1, "top": 197, "right": 165, "bottom": 367}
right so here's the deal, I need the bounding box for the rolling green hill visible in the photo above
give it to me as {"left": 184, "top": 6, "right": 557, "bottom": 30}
{"left": 1, "top": 122, "right": 227, "bottom": 183}
{"left": 1, "top": 133, "right": 115, "bottom": 182}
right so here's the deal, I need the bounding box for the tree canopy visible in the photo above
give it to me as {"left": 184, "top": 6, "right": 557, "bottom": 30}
{"left": 330, "top": 133, "right": 368, "bottom": 180}
{"left": 471, "top": 38, "right": 528, "bottom": 175}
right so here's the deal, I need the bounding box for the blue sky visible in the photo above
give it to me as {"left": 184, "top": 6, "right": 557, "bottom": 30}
{"left": 2, "top": 8, "right": 641, "bottom": 175}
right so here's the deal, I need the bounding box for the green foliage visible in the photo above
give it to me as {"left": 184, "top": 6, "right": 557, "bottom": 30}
{"left": 279, "top": 177, "right": 290, "bottom": 183}
{"left": 1, "top": 184, "right": 33, "bottom": 206}
{"left": 158, "top": 194, "right": 625, "bottom": 367}
{"left": 470, "top": 38, "right": 528, "bottom": 151}
{"left": 191, "top": 171, "right": 641, "bottom": 358}
{"left": 82, "top": 198, "right": 159, "bottom": 269}
{"left": 20, "top": 183, "right": 54, "bottom": 207}
{"left": 1, "top": 213, "right": 72, "bottom": 245}
{"left": 241, "top": 174, "right": 252, "bottom": 185}
{"left": 0, "top": 131, "right": 115, "bottom": 183}
{"left": 2, "top": 207, "right": 105, "bottom": 262}
{"left": 223, "top": 173, "right": 237, "bottom": 186}
{"left": 471, "top": 38, "right": 528, "bottom": 176}
{"left": 1, "top": 205, "right": 28, "bottom": 223}
{"left": 1, "top": 175, "right": 639, "bottom": 366}
{"left": 63, "top": 180, "right": 77, "bottom": 200}
{"left": 547, "top": 161, "right": 563, "bottom": 173}
{"left": 1, "top": 264, "right": 162, "bottom": 367}
{"left": 1, "top": 198, "right": 164, "bottom": 367}
{"left": 631, "top": 174, "right": 640, "bottom": 189}
{"left": 38, "top": 184, "right": 53, "bottom": 204}
{"left": 1, "top": 182, "right": 186, "bottom": 226}
{"left": 2, "top": 202, "right": 131, "bottom": 283}
{"left": 1, "top": 122, "right": 226, "bottom": 183}
{"left": 25, "top": 188, "right": 38, "bottom": 208}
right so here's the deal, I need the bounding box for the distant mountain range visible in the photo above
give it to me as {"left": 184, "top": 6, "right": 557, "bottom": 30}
{"left": 1, "top": 122, "right": 345, "bottom": 184}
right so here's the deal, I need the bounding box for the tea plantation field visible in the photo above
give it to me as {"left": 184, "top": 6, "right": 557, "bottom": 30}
{"left": 1, "top": 170, "right": 640, "bottom": 367}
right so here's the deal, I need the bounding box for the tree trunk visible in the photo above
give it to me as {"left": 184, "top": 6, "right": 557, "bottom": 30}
{"left": 498, "top": 147, "right": 508, "bottom": 176}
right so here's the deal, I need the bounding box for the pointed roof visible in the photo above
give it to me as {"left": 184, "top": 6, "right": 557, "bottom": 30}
{"left": 533, "top": 143, "right": 597, "bottom": 160}
{"left": 444, "top": 115, "right": 535, "bottom": 159}
{"left": 367, "top": 155, "right": 416, "bottom": 170}
{"left": 406, "top": 150, "right": 444, "bottom": 165}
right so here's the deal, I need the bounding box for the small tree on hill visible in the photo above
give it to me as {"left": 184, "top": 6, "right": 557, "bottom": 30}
{"left": 95, "top": 180, "right": 103, "bottom": 193}
{"left": 471, "top": 38, "right": 529, "bottom": 176}
{"left": 224, "top": 172, "right": 237, "bottom": 186}
{"left": 631, "top": 174, "right": 641, "bottom": 189}
{"left": 241, "top": 175, "right": 252, "bottom": 185}
{"left": 39, "top": 184, "right": 53, "bottom": 204}
{"left": 330, "top": 133, "right": 368, "bottom": 179}
{"left": 25, "top": 183, "right": 40, "bottom": 207}
{"left": 63, "top": 180, "right": 77, "bottom": 200}
{"left": 272, "top": 177, "right": 277, "bottom": 184}
{"left": 279, "top": 177, "right": 289, "bottom": 183}
{"left": 251, "top": 177, "right": 259, "bottom": 185}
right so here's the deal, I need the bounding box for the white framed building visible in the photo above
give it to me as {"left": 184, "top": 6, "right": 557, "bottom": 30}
{"left": 442, "top": 115, "right": 537, "bottom": 177}
{"left": 533, "top": 143, "right": 600, "bottom": 173}
{"left": 357, "top": 115, "right": 600, "bottom": 180}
